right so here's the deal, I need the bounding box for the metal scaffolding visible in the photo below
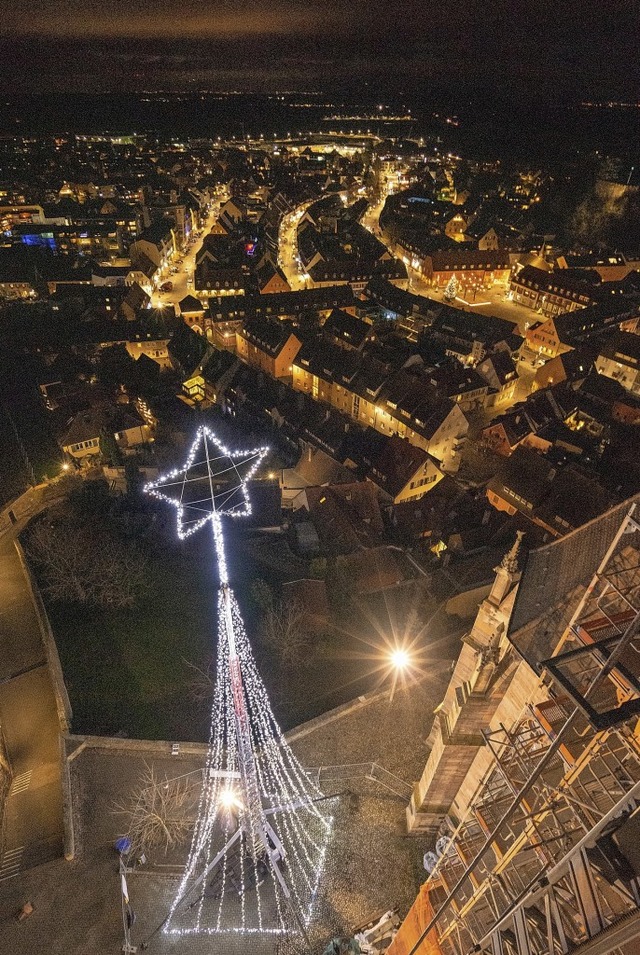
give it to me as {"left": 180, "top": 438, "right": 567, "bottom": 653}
{"left": 409, "top": 506, "right": 640, "bottom": 955}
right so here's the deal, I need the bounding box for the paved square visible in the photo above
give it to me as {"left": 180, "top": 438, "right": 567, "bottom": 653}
{"left": 0, "top": 666, "right": 451, "bottom": 954}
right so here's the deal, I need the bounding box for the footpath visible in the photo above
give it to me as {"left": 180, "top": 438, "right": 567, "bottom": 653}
{"left": 0, "top": 490, "right": 70, "bottom": 884}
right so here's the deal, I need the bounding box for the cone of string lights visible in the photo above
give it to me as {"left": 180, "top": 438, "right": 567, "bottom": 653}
{"left": 143, "top": 426, "right": 332, "bottom": 939}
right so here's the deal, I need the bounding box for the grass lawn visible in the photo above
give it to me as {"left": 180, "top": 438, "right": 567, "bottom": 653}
{"left": 41, "top": 513, "right": 463, "bottom": 742}
{"left": 42, "top": 517, "right": 351, "bottom": 741}
{"left": 48, "top": 533, "right": 218, "bottom": 741}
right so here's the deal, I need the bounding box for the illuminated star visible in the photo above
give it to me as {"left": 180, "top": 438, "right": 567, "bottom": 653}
{"left": 143, "top": 426, "right": 269, "bottom": 539}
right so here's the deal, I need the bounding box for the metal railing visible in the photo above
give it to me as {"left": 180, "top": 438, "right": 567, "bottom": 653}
{"left": 306, "top": 762, "right": 412, "bottom": 799}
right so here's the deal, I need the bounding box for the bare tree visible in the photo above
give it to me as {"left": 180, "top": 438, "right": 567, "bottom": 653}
{"left": 262, "top": 600, "right": 310, "bottom": 668}
{"left": 183, "top": 656, "right": 215, "bottom": 704}
{"left": 27, "top": 520, "right": 147, "bottom": 608}
{"left": 113, "top": 762, "right": 197, "bottom": 857}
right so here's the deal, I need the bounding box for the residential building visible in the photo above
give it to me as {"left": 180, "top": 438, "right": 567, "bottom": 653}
{"left": 389, "top": 475, "right": 504, "bottom": 554}
{"left": 476, "top": 351, "right": 519, "bottom": 406}
{"left": 211, "top": 197, "right": 247, "bottom": 234}
{"left": 298, "top": 482, "right": 384, "bottom": 555}
{"left": 421, "top": 250, "right": 511, "bottom": 288}
{"left": 205, "top": 316, "right": 245, "bottom": 351}
{"left": 0, "top": 248, "right": 38, "bottom": 299}
{"left": 60, "top": 404, "right": 152, "bottom": 460}
{"left": 322, "top": 308, "right": 373, "bottom": 351}
{"left": 178, "top": 294, "right": 206, "bottom": 322}
{"left": 486, "top": 445, "right": 611, "bottom": 539}
{"left": 465, "top": 223, "right": 500, "bottom": 251}
{"left": 444, "top": 207, "right": 473, "bottom": 241}
{"left": 365, "top": 275, "right": 434, "bottom": 321}
{"left": 429, "top": 307, "right": 519, "bottom": 364}
{"left": 526, "top": 298, "right": 640, "bottom": 358}
{"left": 91, "top": 263, "right": 131, "bottom": 287}
{"left": 129, "top": 220, "right": 175, "bottom": 271}
{"left": 511, "top": 264, "right": 600, "bottom": 316}
{"left": 556, "top": 250, "right": 632, "bottom": 282}
{"left": 428, "top": 362, "right": 491, "bottom": 412}
{"left": 486, "top": 445, "right": 558, "bottom": 517}
{"left": 144, "top": 200, "right": 193, "bottom": 249}
{"left": 482, "top": 409, "right": 538, "bottom": 456}
{"left": 195, "top": 262, "right": 252, "bottom": 297}
{"left": 524, "top": 318, "right": 574, "bottom": 358}
{"left": 191, "top": 295, "right": 253, "bottom": 348}
{"left": 595, "top": 331, "right": 640, "bottom": 395}
{"left": 293, "top": 345, "right": 468, "bottom": 470}
{"left": 236, "top": 317, "right": 302, "bottom": 379}
{"left": 124, "top": 337, "right": 171, "bottom": 369}
{"left": 373, "top": 372, "right": 468, "bottom": 472}
{"left": 118, "top": 282, "right": 150, "bottom": 321}
{"left": 309, "top": 257, "right": 407, "bottom": 292}
{"left": 250, "top": 285, "right": 357, "bottom": 319}
{"left": 365, "top": 435, "right": 445, "bottom": 503}
{"left": 34, "top": 256, "right": 93, "bottom": 295}
{"left": 254, "top": 257, "right": 291, "bottom": 295}
{"left": 531, "top": 349, "right": 592, "bottom": 391}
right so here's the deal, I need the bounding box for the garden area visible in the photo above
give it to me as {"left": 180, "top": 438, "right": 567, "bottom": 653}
{"left": 23, "top": 479, "right": 461, "bottom": 742}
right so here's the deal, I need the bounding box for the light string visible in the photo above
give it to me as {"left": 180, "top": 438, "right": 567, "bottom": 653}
{"left": 143, "top": 429, "right": 332, "bottom": 938}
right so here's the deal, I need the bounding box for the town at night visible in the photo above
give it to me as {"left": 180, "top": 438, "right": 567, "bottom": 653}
{"left": 0, "top": 3, "right": 639, "bottom": 954}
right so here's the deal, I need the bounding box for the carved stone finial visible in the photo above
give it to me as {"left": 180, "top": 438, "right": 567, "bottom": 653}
{"left": 500, "top": 530, "right": 525, "bottom": 575}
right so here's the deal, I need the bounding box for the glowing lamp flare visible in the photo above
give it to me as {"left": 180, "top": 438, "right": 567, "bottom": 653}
{"left": 390, "top": 648, "right": 411, "bottom": 670}
{"left": 219, "top": 788, "right": 242, "bottom": 811}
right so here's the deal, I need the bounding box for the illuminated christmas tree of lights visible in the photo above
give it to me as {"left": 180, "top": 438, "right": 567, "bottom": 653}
{"left": 144, "top": 426, "right": 331, "bottom": 939}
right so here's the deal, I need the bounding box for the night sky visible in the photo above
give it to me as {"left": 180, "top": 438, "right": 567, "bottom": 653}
{"left": 1, "top": 0, "right": 638, "bottom": 102}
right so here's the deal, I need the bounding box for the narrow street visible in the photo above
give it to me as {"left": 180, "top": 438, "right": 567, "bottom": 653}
{"left": 150, "top": 191, "right": 229, "bottom": 309}
{"left": 277, "top": 201, "right": 314, "bottom": 289}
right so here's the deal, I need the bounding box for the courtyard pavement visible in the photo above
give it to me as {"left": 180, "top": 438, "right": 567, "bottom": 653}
{"left": 0, "top": 663, "right": 452, "bottom": 954}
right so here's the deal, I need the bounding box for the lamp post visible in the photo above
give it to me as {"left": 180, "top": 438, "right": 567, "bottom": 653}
{"left": 115, "top": 838, "right": 137, "bottom": 953}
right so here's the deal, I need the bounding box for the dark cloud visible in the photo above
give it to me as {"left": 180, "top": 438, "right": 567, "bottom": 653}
{"left": 0, "top": 0, "right": 638, "bottom": 100}
{"left": 3, "top": 0, "right": 330, "bottom": 37}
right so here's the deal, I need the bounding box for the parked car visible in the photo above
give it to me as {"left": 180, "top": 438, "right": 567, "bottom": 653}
{"left": 159, "top": 281, "right": 173, "bottom": 293}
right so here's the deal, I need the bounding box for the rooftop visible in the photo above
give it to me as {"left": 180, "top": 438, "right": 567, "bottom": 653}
{"left": 240, "top": 316, "right": 299, "bottom": 356}
{"left": 509, "top": 492, "right": 640, "bottom": 668}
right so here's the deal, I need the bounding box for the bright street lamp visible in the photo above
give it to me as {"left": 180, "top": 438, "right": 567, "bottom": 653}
{"left": 219, "top": 788, "right": 242, "bottom": 811}
{"left": 390, "top": 648, "right": 410, "bottom": 671}
{"left": 388, "top": 646, "right": 412, "bottom": 702}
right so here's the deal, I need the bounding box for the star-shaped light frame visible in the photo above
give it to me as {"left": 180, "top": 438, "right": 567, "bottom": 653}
{"left": 143, "top": 426, "right": 269, "bottom": 540}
